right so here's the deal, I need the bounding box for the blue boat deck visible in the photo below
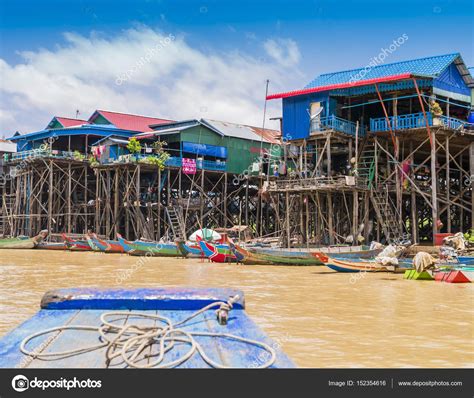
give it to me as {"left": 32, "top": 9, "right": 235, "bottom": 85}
{"left": 0, "top": 288, "right": 294, "bottom": 368}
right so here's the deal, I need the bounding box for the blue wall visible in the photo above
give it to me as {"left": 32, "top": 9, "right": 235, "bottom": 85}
{"left": 282, "top": 92, "right": 330, "bottom": 141}
{"left": 433, "top": 63, "right": 471, "bottom": 97}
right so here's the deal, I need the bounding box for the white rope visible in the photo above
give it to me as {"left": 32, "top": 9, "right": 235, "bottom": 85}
{"left": 19, "top": 296, "right": 276, "bottom": 369}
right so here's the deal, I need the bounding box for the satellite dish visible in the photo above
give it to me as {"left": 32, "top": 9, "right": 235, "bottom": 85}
{"left": 309, "top": 106, "right": 324, "bottom": 120}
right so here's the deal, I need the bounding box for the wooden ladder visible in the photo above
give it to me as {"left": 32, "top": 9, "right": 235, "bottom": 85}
{"left": 165, "top": 205, "right": 186, "bottom": 240}
{"left": 0, "top": 194, "right": 15, "bottom": 236}
{"left": 370, "top": 186, "right": 403, "bottom": 244}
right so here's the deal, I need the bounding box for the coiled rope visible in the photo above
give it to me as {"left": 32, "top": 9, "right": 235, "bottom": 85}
{"left": 19, "top": 296, "right": 276, "bottom": 368}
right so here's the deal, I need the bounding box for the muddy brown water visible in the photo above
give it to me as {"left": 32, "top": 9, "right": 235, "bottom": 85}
{"left": 0, "top": 250, "right": 472, "bottom": 367}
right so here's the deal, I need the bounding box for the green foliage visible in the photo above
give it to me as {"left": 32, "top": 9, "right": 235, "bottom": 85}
{"left": 430, "top": 100, "right": 443, "bottom": 117}
{"left": 151, "top": 140, "right": 167, "bottom": 153}
{"left": 141, "top": 152, "right": 170, "bottom": 170}
{"left": 73, "top": 150, "right": 86, "bottom": 161}
{"left": 88, "top": 155, "right": 99, "bottom": 167}
{"left": 127, "top": 138, "right": 142, "bottom": 154}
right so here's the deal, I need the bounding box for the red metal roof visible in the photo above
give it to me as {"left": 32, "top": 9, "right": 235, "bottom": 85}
{"left": 266, "top": 73, "right": 414, "bottom": 100}
{"left": 54, "top": 117, "right": 89, "bottom": 128}
{"left": 93, "top": 110, "right": 173, "bottom": 133}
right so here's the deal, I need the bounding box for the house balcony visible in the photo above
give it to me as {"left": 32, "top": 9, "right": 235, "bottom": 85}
{"left": 311, "top": 115, "right": 365, "bottom": 137}
{"left": 6, "top": 149, "right": 81, "bottom": 163}
{"left": 370, "top": 112, "right": 469, "bottom": 132}
{"left": 112, "top": 154, "right": 227, "bottom": 172}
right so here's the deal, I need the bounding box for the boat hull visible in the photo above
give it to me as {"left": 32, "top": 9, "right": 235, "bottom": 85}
{"left": 199, "top": 240, "right": 236, "bottom": 263}
{"left": 0, "top": 287, "right": 295, "bottom": 368}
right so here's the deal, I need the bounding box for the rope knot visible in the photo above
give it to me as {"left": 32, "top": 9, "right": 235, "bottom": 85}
{"left": 216, "top": 295, "right": 239, "bottom": 325}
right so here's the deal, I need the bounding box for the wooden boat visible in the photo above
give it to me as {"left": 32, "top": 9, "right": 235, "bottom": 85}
{"left": 198, "top": 240, "right": 237, "bottom": 263}
{"left": 229, "top": 241, "right": 326, "bottom": 266}
{"left": 0, "top": 230, "right": 48, "bottom": 249}
{"left": 248, "top": 245, "right": 382, "bottom": 259}
{"left": 176, "top": 241, "right": 204, "bottom": 258}
{"left": 62, "top": 233, "right": 92, "bottom": 251}
{"left": 322, "top": 255, "right": 389, "bottom": 273}
{"left": 0, "top": 287, "right": 294, "bottom": 368}
{"left": 86, "top": 233, "right": 124, "bottom": 254}
{"left": 36, "top": 241, "right": 69, "bottom": 250}
{"left": 117, "top": 235, "right": 184, "bottom": 257}
{"left": 456, "top": 256, "right": 474, "bottom": 266}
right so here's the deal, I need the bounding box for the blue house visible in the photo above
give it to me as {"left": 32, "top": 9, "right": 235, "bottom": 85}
{"left": 268, "top": 53, "right": 473, "bottom": 141}
{"left": 266, "top": 53, "right": 474, "bottom": 245}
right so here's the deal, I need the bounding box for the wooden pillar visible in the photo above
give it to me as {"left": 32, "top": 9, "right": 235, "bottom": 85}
{"left": 48, "top": 161, "right": 53, "bottom": 235}
{"left": 67, "top": 163, "right": 71, "bottom": 233}
{"left": 431, "top": 133, "right": 439, "bottom": 237}
{"left": 352, "top": 191, "right": 359, "bottom": 245}
{"left": 95, "top": 169, "right": 100, "bottom": 234}
{"left": 446, "top": 136, "right": 451, "bottom": 232}
{"left": 326, "top": 134, "right": 332, "bottom": 177}
{"left": 470, "top": 143, "right": 474, "bottom": 229}
{"left": 408, "top": 141, "right": 417, "bottom": 243}
{"left": 114, "top": 169, "right": 119, "bottom": 237}
{"left": 328, "top": 193, "right": 334, "bottom": 245}
{"left": 285, "top": 190, "right": 290, "bottom": 248}
{"left": 157, "top": 168, "right": 161, "bottom": 240}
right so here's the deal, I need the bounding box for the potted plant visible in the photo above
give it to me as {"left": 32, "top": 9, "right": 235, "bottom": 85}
{"left": 430, "top": 100, "right": 443, "bottom": 126}
{"left": 127, "top": 138, "right": 142, "bottom": 162}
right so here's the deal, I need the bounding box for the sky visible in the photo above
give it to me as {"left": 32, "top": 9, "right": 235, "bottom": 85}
{"left": 0, "top": 0, "right": 473, "bottom": 136}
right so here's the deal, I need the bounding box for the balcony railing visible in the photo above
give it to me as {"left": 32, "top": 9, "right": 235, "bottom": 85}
{"left": 268, "top": 175, "right": 368, "bottom": 192}
{"left": 370, "top": 112, "right": 471, "bottom": 133}
{"left": 113, "top": 154, "right": 226, "bottom": 172}
{"left": 7, "top": 149, "right": 78, "bottom": 162}
{"left": 311, "top": 115, "right": 365, "bottom": 137}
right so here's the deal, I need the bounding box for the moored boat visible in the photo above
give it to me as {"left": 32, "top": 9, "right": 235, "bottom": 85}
{"left": 0, "top": 230, "right": 48, "bottom": 249}
{"left": 117, "top": 235, "right": 184, "bottom": 257}
{"left": 0, "top": 287, "right": 294, "bottom": 368}
{"left": 230, "top": 241, "right": 326, "bottom": 266}
{"left": 248, "top": 245, "right": 382, "bottom": 259}
{"left": 62, "top": 233, "right": 92, "bottom": 251}
{"left": 86, "top": 233, "right": 125, "bottom": 253}
{"left": 36, "top": 241, "right": 69, "bottom": 250}
{"left": 198, "top": 240, "right": 237, "bottom": 263}
{"left": 176, "top": 240, "right": 204, "bottom": 258}
{"left": 322, "top": 255, "right": 389, "bottom": 273}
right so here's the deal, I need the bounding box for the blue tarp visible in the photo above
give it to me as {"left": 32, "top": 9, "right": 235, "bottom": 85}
{"left": 182, "top": 141, "right": 227, "bottom": 158}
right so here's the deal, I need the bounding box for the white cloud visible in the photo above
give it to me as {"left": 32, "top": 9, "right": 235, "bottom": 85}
{"left": 0, "top": 27, "right": 304, "bottom": 135}
{"left": 263, "top": 38, "right": 301, "bottom": 68}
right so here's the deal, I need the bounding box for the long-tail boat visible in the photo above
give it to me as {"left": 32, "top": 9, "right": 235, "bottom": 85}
{"left": 117, "top": 234, "right": 185, "bottom": 257}
{"left": 198, "top": 240, "right": 237, "bottom": 263}
{"left": 85, "top": 233, "right": 125, "bottom": 254}
{"left": 176, "top": 241, "right": 204, "bottom": 258}
{"left": 229, "top": 241, "right": 326, "bottom": 266}
{"left": 0, "top": 287, "right": 294, "bottom": 368}
{"left": 36, "top": 241, "right": 69, "bottom": 250}
{"left": 62, "top": 234, "right": 92, "bottom": 251}
{"left": 321, "top": 255, "right": 389, "bottom": 273}
{"left": 0, "top": 230, "right": 48, "bottom": 249}
{"left": 248, "top": 245, "right": 382, "bottom": 259}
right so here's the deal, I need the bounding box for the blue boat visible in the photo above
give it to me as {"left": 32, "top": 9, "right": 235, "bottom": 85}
{"left": 0, "top": 287, "right": 294, "bottom": 368}
{"left": 457, "top": 256, "right": 474, "bottom": 266}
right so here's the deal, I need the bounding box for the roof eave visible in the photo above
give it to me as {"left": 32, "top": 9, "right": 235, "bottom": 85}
{"left": 266, "top": 73, "right": 415, "bottom": 100}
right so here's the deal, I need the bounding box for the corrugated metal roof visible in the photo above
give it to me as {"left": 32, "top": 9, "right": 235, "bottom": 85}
{"left": 305, "top": 53, "right": 461, "bottom": 89}
{"left": 201, "top": 119, "right": 280, "bottom": 144}
{"left": 268, "top": 53, "right": 473, "bottom": 100}
{"left": 52, "top": 117, "right": 89, "bottom": 128}
{"left": 91, "top": 110, "right": 173, "bottom": 133}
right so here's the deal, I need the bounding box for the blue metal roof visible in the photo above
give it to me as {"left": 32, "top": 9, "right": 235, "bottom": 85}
{"left": 305, "top": 53, "right": 461, "bottom": 89}
{"left": 8, "top": 125, "right": 136, "bottom": 142}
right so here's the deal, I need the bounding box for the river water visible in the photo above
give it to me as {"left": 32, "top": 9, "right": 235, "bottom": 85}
{"left": 0, "top": 249, "right": 472, "bottom": 367}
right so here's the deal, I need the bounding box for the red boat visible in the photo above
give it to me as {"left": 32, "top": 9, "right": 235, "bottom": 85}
{"left": 87, "top": 233, "right": 125, "bottom": 254}
{"left": 198, "top": 238, "right": 237, "bottom": 263}
{"left": 62, "top": 234, "right": 92, "bottom": 251}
